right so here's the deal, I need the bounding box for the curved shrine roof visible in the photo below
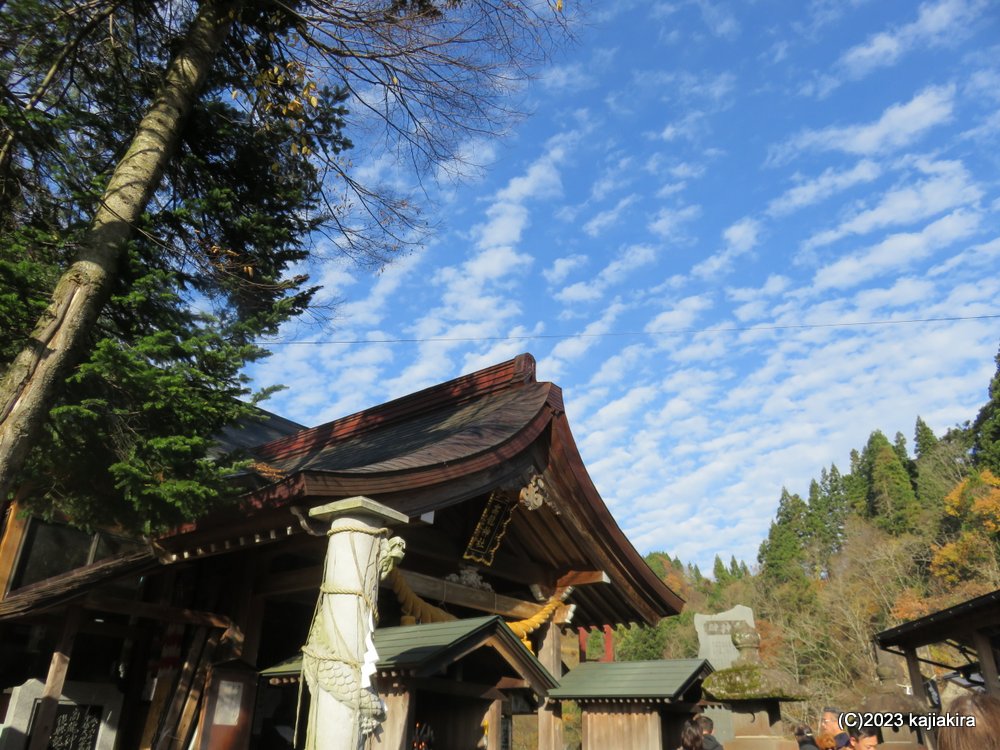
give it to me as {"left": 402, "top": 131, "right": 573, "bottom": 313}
{"left": 162, "top": 353, "right": 683, "bottom": 626}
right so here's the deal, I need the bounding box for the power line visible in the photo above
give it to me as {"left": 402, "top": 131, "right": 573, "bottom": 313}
{"left": 258, "top": 312, "right": 1000, "bottom": 347}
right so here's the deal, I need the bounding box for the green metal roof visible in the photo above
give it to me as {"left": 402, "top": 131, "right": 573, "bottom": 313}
{"left": 549, "top": 659, "right": 712, "bottom": 701}
{"left": 260, "top": 616, "right": 557, "bottom": 693}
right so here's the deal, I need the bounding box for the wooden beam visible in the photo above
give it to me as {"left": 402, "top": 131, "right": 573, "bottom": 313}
{"left": 254, "top": 566, "right": 548, "bottom": 619}
{"left": 169, "top": 631, "right": 220, "bottom": 750}
{"left": 557, "top": 570, "right": 609, "bottom": 588}
{"left": 83, "top": 594, "right": 233, "bottom": 630}
{"left": 395, "top": 570, "right": 545, "bottom": 619}
{"left": 400, "top": 525, "right": 554, "bottom": 587}
{"left": 253, "top": 564, "right": 320, "bottom": 597}
{"left": 496, "top": 677, "right": 528, "bottom": 690}
{"left": 409, "top": 677, "right": 504, "bottom": 700}
{"left": 27, "top": 606, "right": 83, "bottom": 750}
{"left": 972, "top": 629, "right": 1000, "bottom": 696}
{"left": 153, "top": 627, "right": 209, "bottom": 750}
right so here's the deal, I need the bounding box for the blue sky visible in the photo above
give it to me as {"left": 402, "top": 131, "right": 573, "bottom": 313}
{"left": 248, "top": 0, "right": 1000, "bottom": 572}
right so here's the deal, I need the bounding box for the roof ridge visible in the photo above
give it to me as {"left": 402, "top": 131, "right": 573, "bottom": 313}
{"left": 254, "top": 353, "right": 537, "bottom": 461}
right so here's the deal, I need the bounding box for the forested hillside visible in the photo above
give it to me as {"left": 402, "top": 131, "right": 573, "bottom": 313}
{"left": 609, "top": 347, "right": 1000, "bottom": 717}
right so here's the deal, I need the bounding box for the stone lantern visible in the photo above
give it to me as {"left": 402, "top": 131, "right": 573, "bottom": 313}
{"left": 700, "top": 622, "right": 800, "bottom": 750}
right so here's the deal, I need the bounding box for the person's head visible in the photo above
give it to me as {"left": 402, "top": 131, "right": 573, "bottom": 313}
{"left": 846, "top": 726, "right": 878, "bottom": 750}
{"left": 819, "top": 707, "right": 842, "bottom": 735}
{"left": 938, "top": 692, "right": 1000, "bottom": 750}
{"left": 681, "top": 720, "right": 705, "bottom": 750}
{"left": 793, "top": 723, "right": 815, "bottom": 740}
{"left": 695, "top": 715, "right": 715, "bottom": 735}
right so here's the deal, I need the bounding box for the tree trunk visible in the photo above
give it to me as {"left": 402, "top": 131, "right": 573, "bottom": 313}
{"left": 0, "top": 0, "right": 241, "bottom": 501}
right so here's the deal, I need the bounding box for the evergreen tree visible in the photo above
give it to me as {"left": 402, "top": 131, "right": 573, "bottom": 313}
{"left": 0, "top": 0, "right": 562, "bottom": 526}
{"left": 894, "top": 431, "right": 917, "bottom": 482}
{"left": 728, "top": 555, "right": 742, "bottom": 579}
{"left": 713, "top": 554, "right": 731, "bottom": 584}
{"left": 643, "top": 552, "right": 669, "bottom": 580}
{"left": 972, "top": 347, "right": 1000, "bottom": 474}
{"left": 914, "top": 427, "right": 971, "bottom": 518}
{"left": 914, "top": 417, "right": 939, "bottom": 458}
{"left": 866, "top": 431, "right": 920, "bottom": 534}
{"left": 845, "top": 448, "right": 870, "bottom": 515}
{"left": 758, "top": 488, "right": 809, "bottom": 584}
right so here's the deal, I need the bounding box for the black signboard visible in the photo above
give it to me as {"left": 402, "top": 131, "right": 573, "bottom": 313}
{"left": 28, "top": 701, "right": 102, "bottom": 750}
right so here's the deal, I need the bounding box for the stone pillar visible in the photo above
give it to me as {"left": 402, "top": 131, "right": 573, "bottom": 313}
{"left": 303, "top": 497, "right": 407, "bottom": 750}
{"left": 537, "top": 621, "right": 563, "bottom": 750}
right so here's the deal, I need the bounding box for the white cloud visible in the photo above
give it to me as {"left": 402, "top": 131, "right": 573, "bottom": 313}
{"left": 803, "top": 158, "right": 982, "bottom": 250}
{"left": 928, "top": 236, "right": 1000, "bottom": 276}
{"left": 543, "top": 255, "right": 589, "bottom": 285}
{"left": 645, "top": 293, "right": 715, "bottom": 332}
{"left": 659, "top": 111, "right": 706, "bottom": 142}
{"left": 766, "top": 160, "right": 882, "bottom": 216}
{"left": 336, "top": 250, "right": 424, "bottom": 328}
{"left": 723, "top": 217, "right": 761, "bottom": 252}
{"left": 590, "top": 156, "right": 634, "bottom": 201}
{"left": 540, "top": 301, "right": 628, "bottom": 380}
{"left": 727, "top": 274, "right": 791, "bottom": 303}
{"left": 839, "top": 0, "right": 984, "bottom": 78}
{"left": 644, "top": 70, "right": 737, "bottom": 103}
{"left": 555, "top": 244, "right": 657, "bottom": 303}
{"left": 812, "top": 208, "right": 982, "bottom": 290}
{"left": 541, "top": 62, "right": 596, "bottom": 92}
{"left": 692, "top": 217, "right": 762, "bottom": 279}
{"left": 770, "top": 85, "right": 955, "bottom": 162}
{"left": 696, "top": 0, "right": 741, "bottom": 40}
{"left": 583, "top": 195, "right": 638, "bottom": 237}
{"left": 649, "top": 204, "right": 702, "bottom": 238}
{"left": 966, "top": 67, "right": 1000, "bottom": 102}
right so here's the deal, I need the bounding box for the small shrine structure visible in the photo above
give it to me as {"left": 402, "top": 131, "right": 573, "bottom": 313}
{"left": 549, "top": 659, "right": 713, "bottom": 749}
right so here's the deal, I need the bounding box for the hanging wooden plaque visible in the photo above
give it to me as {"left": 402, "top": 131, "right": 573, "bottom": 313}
{"left": 462, "top": 490, "right": 515, "bottom": 566}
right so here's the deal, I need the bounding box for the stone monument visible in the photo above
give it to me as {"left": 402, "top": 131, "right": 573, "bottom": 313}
{"left": 0, "top": 679, "right": 123, "bottom": 750}
{"left": 695, "top": 605, "right": 755, "bottom": 670}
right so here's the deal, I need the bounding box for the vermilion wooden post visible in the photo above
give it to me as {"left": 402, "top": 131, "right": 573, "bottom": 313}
{"left": 602, "top": 624, "right": 614, "bottom": 662}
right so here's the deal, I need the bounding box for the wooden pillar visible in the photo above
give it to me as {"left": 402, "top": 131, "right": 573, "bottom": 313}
{"left": 903, "top": 647, "right": 936, "bottom": 750}
{"left": 903, "top": 647, "right": 929, "bottom": 706}
{"left": 537, "top": 621, "right": 563, "bottom": 750}
{"left": 602, "top": 624, "right": 614, "bottom": 662}
{"left": 27, "top": 606, "right": 82, "bottom": 750}
{"left": 139, "top": 622, "right": 186, "bottom": 748}
{"left": 240, "top": 595, "right": 266, "bottom": 666}
{"left": 578, "top": 627, "right": 588, "bottom": 663}
{"left": 485, "top": 698, "right": 503, "bottom": 750}
{"left": 972, "top": 630, "right": 1000, "bottom": 696}
{"left": 369, "top": 682, "right": 412, "bottom": 750}
{"left": 0, "top": 497, "right": 30, "bottom": 597}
